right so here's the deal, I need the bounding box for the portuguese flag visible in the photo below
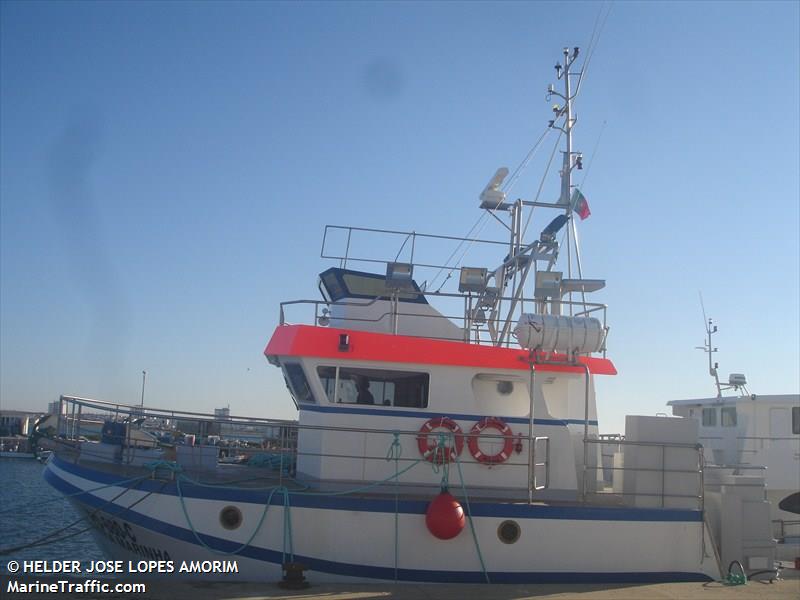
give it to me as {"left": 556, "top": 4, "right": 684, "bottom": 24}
{"left": 570, "top": 188, "right": 591, "bottom": 220}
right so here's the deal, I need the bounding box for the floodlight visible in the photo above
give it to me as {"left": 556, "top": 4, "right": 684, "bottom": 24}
{"left": 534, "top": 271, "right": 562, "bottom": 299}
{"left": 459, "top": 267, "right": 488, "bottom": 293}
{"left": 386, "top": 262, "right": 414, "bottom": 290}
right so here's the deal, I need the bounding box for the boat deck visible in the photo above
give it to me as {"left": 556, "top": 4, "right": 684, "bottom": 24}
{"left": 64, "top": 453, "right": 637, "bottom": 510}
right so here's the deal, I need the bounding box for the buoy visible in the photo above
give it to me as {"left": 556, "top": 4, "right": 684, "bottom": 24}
{"left": 467, "top": 417, "right": 514, "bottom": 465}
{"left": 425, "top": 491, "right": 465, "bottom": 540}
{"left": 417, "top": 417, "right": 464, "bottom": 463}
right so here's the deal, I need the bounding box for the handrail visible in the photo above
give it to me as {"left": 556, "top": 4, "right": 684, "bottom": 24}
{"left": 279, "top": 294, "right": 608, "bottom": 353}
{"left": 56, "top": 395, "right": 543, "bottom": 442}
{"left": 58, "top": 395, "right": 296, "bottom": 426}
{"left": 583, "top": 437, "right": 705, "bottom": 509}
{"left": 50, "top": 395, "right": 714, "bottom": 511}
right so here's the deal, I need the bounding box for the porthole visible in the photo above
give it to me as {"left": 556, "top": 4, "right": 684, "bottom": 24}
{"left": 219, "top": 505, "right": 243, "bottom": 530}
{"left": 497, "top": 380, "right": 514, "bottom": 395}
{"left": 497, "top": 519, "right": 521, "bottom": 544}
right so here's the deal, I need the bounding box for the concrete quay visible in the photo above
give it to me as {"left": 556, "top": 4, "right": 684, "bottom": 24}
{"left": 3, "top": 575, "right": 799, "bottom": 600}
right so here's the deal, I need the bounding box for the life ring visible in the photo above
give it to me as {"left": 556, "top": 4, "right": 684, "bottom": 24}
{"left": 468, "top": 417, "right": 514, "bottom": 465}
{"left": 417, "top": 417, "right": 464, "bottom": 463}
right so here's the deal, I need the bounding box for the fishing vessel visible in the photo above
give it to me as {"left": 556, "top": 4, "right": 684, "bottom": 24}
{"left": 667, "top": 318, "right": 800, "bottom": 562}
{"left": 42, "top": 47, "right": 779, "bottom": 583}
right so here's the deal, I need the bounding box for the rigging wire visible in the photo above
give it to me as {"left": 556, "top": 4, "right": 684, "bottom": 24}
{"left": 501, "top": 127, "right": 552, "bottom": 195}
{"left": 520, "top": 129, "right": 564, "bottom": 241}
{"left": 556, "top": 0, "right": 613, "bottom": 301}
{"left": 573, "top": 2, "right": 614, "bottom": 99}
{"left": 428, "top": 214, "right": 489, "bottom": 290}
{"left": 578, "top": 119, "right": 607, "bottom": 189}
{"left": 428, "top": 125, "right": 551, "bottom": 292}
{"left": 436, "top": 127, "right": 561, "bottom": 292}
{"left": 432, "top": 4, "right": 613, "bottom": 294}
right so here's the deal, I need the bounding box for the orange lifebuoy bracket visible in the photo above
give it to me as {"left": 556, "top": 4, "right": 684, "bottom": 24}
{"left": 468, "top": 417, "right": 514, "bottom": 465}
{"left": 417, "top": 417, "right": 464, "bottom": 464}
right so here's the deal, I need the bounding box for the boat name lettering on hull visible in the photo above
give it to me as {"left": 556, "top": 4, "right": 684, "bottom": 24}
{"left": 89, "top": 513, "right": 172, "bottom": 561}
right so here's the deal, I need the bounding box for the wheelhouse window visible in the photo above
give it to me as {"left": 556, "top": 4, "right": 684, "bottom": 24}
{"left": 318, "top": 268, "right": 426, "bottom": 303}
{"left": 283, "top": 363, "right": 314, "bottom": 406}
{"left": 702, "top": 407, "right": 717, "bottom": 427}
{"left": 721, "top": 406, "right": 737, "bottom": 427}
{"left": 792, "top": 406, "right": 800, "bottom": 435}
{"left": 317, "top": 366, "right": 429, "bottom": 408}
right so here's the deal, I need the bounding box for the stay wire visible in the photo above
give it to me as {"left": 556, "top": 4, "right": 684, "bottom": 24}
{"left": 0, "top": 476, "right": 161, "bottom": 556}
{"left": 520, "top": 129, "right": 564, "bottom": 241}
{"left": 430, "top": 124, "right": 552, "bottom": 292}
{"left": 579, "top": 119, "right": 607, "bottom": 189}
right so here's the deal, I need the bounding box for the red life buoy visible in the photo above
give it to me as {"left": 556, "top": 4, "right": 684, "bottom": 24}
{"left": 417, "top": 417, "right": 464, "bottom": 464}
{"left": 468, "top": 417, "right": 514, "bottom": 465}
{"left": 425, "top": 491, "right": 465, "bottom": 539}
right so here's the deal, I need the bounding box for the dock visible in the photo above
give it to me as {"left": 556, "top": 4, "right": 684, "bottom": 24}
{"left": 3, "top": 576, "right": 799, "bottom": 599}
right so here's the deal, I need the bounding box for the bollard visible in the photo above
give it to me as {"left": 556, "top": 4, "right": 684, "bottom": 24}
{"left": 278, "top": 562, "right": 309, "bottom": 589}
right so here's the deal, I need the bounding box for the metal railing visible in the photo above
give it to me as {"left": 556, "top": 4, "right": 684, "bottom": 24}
{"left": 50, "top": 395, "right": 554, "bottom": 503}
{"left": 321, "top": 224, "right": 510, "bottom": 271}
{"left": 49, "top": 396, "right": 712, "bottom": 514}
{"left": 582, "top": 437, "right": 706, "bottom": 510}
{"left": 772, "top": 519, "right": 800, "bottom": 543}
{"left": 303, "top": 223, "right": 612, "bottom": 352}
{"left": 279, "top": 292, "right": 608, "bottom": 354}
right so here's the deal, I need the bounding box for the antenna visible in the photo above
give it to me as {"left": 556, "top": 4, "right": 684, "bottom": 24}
{"left": 697, "top": 292, "right": 722, "bottom": 397}
{"left": 699, "top": 291, "right": 709, "bottom": 329}
{"left": 696, "top": 294, "right": 748, "bottom": 398}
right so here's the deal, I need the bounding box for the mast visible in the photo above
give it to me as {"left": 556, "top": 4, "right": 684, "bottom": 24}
{"left": 479, "top": 46, "right": 601, "bottom": 348}
{"left": 702, "top": 318, "right": 723, "bottom": 398}
{"left": 558, "top": 47, "right": 582, "bottom": 312}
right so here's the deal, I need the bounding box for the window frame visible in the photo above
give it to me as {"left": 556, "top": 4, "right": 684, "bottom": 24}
{"left": 721, "top": 406, "right": 737, "bottom": 427}
{"left": 318, "top": 268, "right": 428, "bottom": 304}
{"left": 701, "top": 407, "right": 717, "bottom": 427}
{"left": 282, "top": 362, "right": 316, "bottom": 407}
{"left": 316, "top": 365, "right": 430, "bottom": 409}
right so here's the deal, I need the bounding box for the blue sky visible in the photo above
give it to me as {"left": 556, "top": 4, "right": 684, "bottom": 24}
{"left": 1, "top": 1, "right": 798, "bottom": 433}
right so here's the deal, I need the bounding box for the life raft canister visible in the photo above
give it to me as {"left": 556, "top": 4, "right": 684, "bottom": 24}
{"left": 468, "top": 416, "right": 514, "bottom": 465}
{"left": 417, "top": 417, "right": 464, "bottom": 464}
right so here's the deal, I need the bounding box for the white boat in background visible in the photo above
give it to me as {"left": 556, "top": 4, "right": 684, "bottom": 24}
{"left": 668, "top": 318, "right": 800, "bottom": 561}
{"left": 41, "top": 47, "right": 782, "bottom": 584}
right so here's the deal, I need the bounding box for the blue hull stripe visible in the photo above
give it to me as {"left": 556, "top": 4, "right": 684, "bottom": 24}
{"left": 44, "top": 466, "right": 710, "bottom": 583}
{"left": 51, "top": 456, "right": 702, "bottom": 523}
{"left": 299, "top": 404, "right": 598, "bottom": 427}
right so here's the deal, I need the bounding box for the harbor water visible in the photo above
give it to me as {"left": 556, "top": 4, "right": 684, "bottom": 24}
{"left": 0, "top": 458, "right": 104, "bottom": 573}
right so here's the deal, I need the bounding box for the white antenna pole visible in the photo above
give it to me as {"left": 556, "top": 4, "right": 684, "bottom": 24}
{"left": 560, "top": 47, "right": 580, "bottom": 313}
{"left": 697, "top": 293, "right": 722, "bottom": 397}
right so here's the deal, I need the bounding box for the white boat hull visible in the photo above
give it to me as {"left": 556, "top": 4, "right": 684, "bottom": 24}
{"left": 45, "top": 456, "right": 720, "bottom": 583}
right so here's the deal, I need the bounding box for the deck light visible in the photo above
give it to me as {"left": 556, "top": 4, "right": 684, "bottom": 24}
{"left": 386, "top": 262, "right": 414, "bottom": 290}
{"left": 459, "top": 267, "right": 488, "bottom": 293}
{"left": 534, "top": 271, "right": 562, "bottom": 299}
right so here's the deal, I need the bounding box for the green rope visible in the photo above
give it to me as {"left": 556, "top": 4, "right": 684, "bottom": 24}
{"left": 144, "top": 459, "right": 182, "bottom": 479}
{"left": 0, "top": 473, "right": 151, "bottom": 516}
{"left": 386, "top": 431, "right": 401, "bottom": 581}
{"left": 175, "top": 475, "right": 282, "bottom": 556}
{"left": 172, "top": 436, "right": 430, "bottom": 558}
{"left": 277, "top": 486, "right": 294, "bottom": 564}
{"left": 34, "top": 437, "right": 483, "bottom": 578}
{"left": 291, "top": 459, "right": 423, "bottom": 497}
{"left": 723, "top": 560, "right": 747, "bottom": 586}
{"left": 1, "top": 473, "right": 159, "bottom": 555}
{"left": 452, "top": 437, "right": 490, "bottom": 583}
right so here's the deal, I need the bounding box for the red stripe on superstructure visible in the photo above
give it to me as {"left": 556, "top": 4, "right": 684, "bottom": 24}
{"left": 264, "top": 324, "right": 617, "bottom": 375}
